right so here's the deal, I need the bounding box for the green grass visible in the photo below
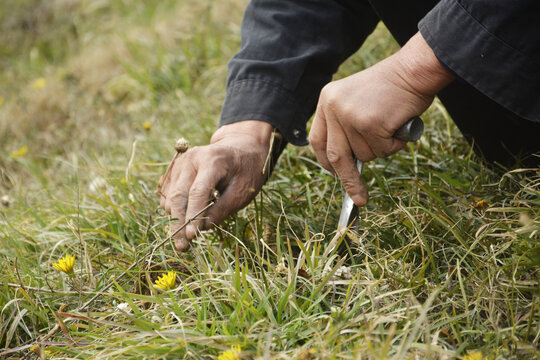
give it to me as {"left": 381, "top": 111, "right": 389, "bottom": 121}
{"left": 0, "top": 0, "right": 539, "bottom": 359}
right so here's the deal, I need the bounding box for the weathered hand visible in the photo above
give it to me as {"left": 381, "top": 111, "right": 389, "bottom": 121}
{"left": 309, "top": 32, "right": 453, "bottom": 206}
{"left": 159, "top": 120, "right": 274, "bottom": 251}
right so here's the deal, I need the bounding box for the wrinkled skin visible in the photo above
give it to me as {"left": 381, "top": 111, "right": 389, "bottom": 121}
{"left": 160, "top": 32, "right": 453, "bottom": 251}
{"left": 159, "top": 120, "right": 273, "bottom": 251}
{"left": 310, "top": 32, "right": 453, "bottom": 206}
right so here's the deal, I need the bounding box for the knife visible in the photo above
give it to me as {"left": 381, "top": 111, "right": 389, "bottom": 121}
{"left": 337, "top": 116, "right": 424, "bottom": 230}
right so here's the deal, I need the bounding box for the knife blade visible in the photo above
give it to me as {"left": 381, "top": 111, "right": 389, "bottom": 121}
{"left": 337, "top": 116, "right": 424, "bottom": 230}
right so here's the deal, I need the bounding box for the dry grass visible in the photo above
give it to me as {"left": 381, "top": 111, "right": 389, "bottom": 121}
{"left": 0, "top": 1, "right": 538, "bottom": 359}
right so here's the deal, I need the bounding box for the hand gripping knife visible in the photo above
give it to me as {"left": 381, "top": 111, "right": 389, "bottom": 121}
{"left": 337, "top": 117, "right": 424, "bottom": 230}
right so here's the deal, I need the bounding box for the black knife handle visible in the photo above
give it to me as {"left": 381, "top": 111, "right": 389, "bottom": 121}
{"left": 393, "top": 116, "right": 424, "bottom": 142}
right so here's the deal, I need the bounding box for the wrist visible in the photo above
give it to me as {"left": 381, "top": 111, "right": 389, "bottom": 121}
{"left": 392, "top": 32, "right": 454, "bottom": 96}
{"left": 211, "top": 120, "right": 274, "bottom": 145}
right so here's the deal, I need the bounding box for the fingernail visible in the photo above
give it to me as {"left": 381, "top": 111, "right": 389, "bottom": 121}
{"left": 186, "top": 225, "right": 195, "bottom": 239}
{"left": 175, "top": 238, "right": 190, "bottom": 252}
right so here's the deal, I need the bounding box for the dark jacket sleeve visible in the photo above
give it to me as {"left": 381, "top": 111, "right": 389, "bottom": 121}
{"left": 219, "top": 0, "right": 379, "bottom": 145}
{"left": 419, "top": 0, "right": 540, "bottom": 123}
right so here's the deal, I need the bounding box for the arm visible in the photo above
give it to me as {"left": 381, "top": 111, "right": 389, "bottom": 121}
{"left": 161, "top": 0, "right": 380, "bottom": 251}
{"left": 419, "top": 0, "right": 540, "bottom": 123}
{"left": 309, "top": 0, "right": 540, "bottom": 206}
{"left": 309, "top": 32, "right": 454, "bottom": 205}
{"left": 221, "top": 0, "right": 379, "bottom": 145}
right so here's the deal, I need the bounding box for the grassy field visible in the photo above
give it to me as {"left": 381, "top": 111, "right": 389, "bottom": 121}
{"left": 0, "top": 0, "right": 539, "bottom": 359}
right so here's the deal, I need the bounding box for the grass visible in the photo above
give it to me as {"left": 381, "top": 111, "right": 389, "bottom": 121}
{"left": 0, "top": 0, "right": 538, "bottom": 359}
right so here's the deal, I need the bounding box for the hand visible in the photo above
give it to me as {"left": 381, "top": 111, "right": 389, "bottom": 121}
{"left": 309, "top": 32, "right": 453, "bottom": 206}
{"left": 159, "top": 120, "right": 274, "bottom": 251}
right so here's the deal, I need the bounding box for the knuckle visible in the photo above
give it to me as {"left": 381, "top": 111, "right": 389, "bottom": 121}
{"left": 308, "top": 134, "right": 323, "bottom": 149}
{"left": 326, "top": 148, "right": 343, "bottom": 165}
{"left": 370, "top": 146, "right": 389, "bottom": 159}
{"left": 181, "top": 146, "right": 202, "bottom": 162}
{"left": 321, "top": 83, "right": 338, "bottom": 104}
{"left": 342, "top": 183, "right": 359, "bottom": 199}
{"left": 168, "top": 190, "right": 188, "bottom": 207}
{"left": 189, "top": 183, "right": 210, "bottom": 198}
{"left": 163, "top": 200, "right": 172, "bottom": 214}
{"left": 359, "top": 116, "right": 376, "bottom": 134}
{"left": 340, "top": 175, "right": 357, "bottom": 190}
{"left": 169, "top": 188, "right": 188, "bottom": 199}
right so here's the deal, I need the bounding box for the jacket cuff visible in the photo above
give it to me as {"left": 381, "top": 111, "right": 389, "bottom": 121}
{"left": 219, "top": 79, "right": 310, "bottom": 146}
{"left": 419, "top": 0, "right": 540, "bottom": 122}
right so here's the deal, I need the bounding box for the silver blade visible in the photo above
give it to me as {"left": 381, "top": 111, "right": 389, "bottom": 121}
{"left": 338, "top": 160, "right": 363, "bottom": 230}
{"left": 335, "top": 117, "right": 424, "bottom": 233}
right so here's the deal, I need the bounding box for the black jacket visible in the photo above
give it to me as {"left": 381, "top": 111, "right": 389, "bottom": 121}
{"left": 219, "top": 0, "right": 540, "bottom": 146}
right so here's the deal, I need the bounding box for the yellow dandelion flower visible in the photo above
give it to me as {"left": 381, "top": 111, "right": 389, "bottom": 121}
{"left": 10, "top": 145, "right": 28, "bottom": 159}
{"left": 143, "top": 121, "right": 151, "bottom": 131}
{"left": 0, "top": 95, "right": 4, "bottom": 106}
{"left": 154, "top": 271, "right": 176, "bottom": 290}
{"left": 218, "top": 345, "right": 242, "bottom": 360}
{"left": 296, "top": 347, "right": 316, "bottom": 360}
{"left": 473, "top": 199, "right": 488, "bottom": 209}
{"left": 32, "top": 77, "right": 47, "bottom": 90}
{"left": 463, "top": 350, "right": 483, "bottom": 360}
{"left": 52, "top": 254, "right": 75, "bottom": 274}
{"left": 30, "top": 344, "right": 51, "bottom": 356}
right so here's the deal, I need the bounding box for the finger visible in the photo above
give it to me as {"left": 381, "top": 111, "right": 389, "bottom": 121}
{"left": 386, "top": 138, "right": 407, "bottom": 157}
{"left": 169, "top": 192, "right": 190, "bottom": 251}
{"left": 158, "top": 153, "right": 179, "bottom": 197}
{"left": 174, "top": 238, "right": 191, "bottom": 252}
{"left": 206, "top": 179, "right": 258, "bottom": 226}
{"left": 348, "top": 128, "right": 378, "bottom": 163}
{"left": 326, "top": 119, "right": 370, "bottom": 206}
{"left": 361, "top": 131, "right": 407, "bottom": 159}
{"left": 184, "top": 167, "right": 226, "bottom": 240}
{"left": 167, "top": 164, "right": 197, "bottom": 249}
{"left": 309, "top": 104, "right": 334, "bottom": 174}
{"left": 160, "top": 194, "right": 167, "bottom": 212}
{"left": 164, "top": 161, "right": 188, "bottom": 214}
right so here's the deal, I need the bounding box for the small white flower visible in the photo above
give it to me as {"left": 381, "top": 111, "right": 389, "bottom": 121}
{"left": 335, "top": 266, "right": 353, "bottom": 279}
{"left": 276, "top": 257, "right": 288, "bottom": 274}
{"left": 117, "top": 302, "right": 132, "bottom": 313}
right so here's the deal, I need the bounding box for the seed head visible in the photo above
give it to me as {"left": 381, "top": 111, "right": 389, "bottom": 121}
{"left": 175, "top": 138, "right": 190, "bottom": 153}
{"left": 1, "top": 195, "right": 10, "bottom": 207}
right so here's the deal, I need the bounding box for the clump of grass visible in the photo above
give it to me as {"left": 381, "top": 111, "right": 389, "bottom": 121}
{"left": 0, "top": 0, "right": 538, "bottom": 359}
